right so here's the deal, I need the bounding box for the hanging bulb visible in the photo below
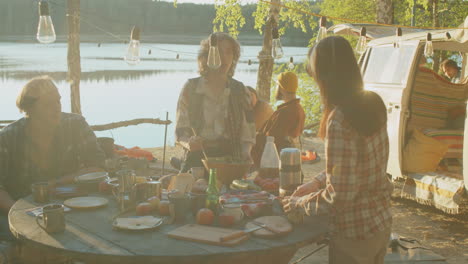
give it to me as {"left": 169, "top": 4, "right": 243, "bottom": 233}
{"left": 316, "top": 16, "right": 327, "bottom": 44}
{"left": 124, "top": 26, "right": 141, "bottom": 65}
{"left": 97, "top": 43, "right": 101, "bottom": 47}
{"left": 446, "top": 32, "right": 452, "bottom": 40}
{"left": 176, "top": 54, "right": 180, "bottom": 60}
{"left": 355, "top": 27, "right": 367, "bottom": 54}
{"left": 37, "top": 1, "right": 56, "bottom": 44}
{"left": 148, "top": 49, "right": 152, "bottom": 55}
{"left": 288, "top": 57, "right": 294, "bottom": 70}
{"left": 424, "top": 33, "right": 434, "bottom": 58}
{"left": 207, "top": 34, "right": 222, "bottom": 70}
{"left": 394, "top": 28, "right": 402, "bottom": 48}
{"left": 272, "top": 26, "right": 284, "bottom": 59}
{"left": 248, "top": 59, "right": 252, "bottom": 66}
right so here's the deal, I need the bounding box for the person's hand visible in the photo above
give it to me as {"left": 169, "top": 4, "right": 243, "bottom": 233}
{"left": 188, "top": 136, "right": 204, "bottom": 152}
{"left": 292, "top": 180, "right": 320, "bottom": 197}
{"left": 282, "top": 196, "right": 299, "bottom": 213}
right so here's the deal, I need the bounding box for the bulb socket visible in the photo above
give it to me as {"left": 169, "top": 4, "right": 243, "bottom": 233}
{"left": 426, "top": 33, "right": 432, "bottom": 42}
{"left": 360, "top": 27, "right": 367, "bottom": 37}
{"left": 176, "top": 54, "right": 180, "bottom": 60}
{"left": 396, "top": 27, "right": 402, "bottom": 37}
{"left": 320, "top": 16, "right": 327, "bottom": 28}
{"left": 130, "top": 26, "right": 140, "bottom": 41}
{"left": 39, "top": 1, "right": 50, "bottom": 16}
{"left": 248, "top": 59, "right": 252, "bottom": 65}
{"left": 446, "top": 32, "right": 452, "bottom": 40}
{"left": 210, "top": 34, "right": 218, "bottom": 47}
{"left": 272, "top": 27, "right": 280, "bottom": 40}
{"left": 290, "top": 57, "right": 293, "bottom": 63}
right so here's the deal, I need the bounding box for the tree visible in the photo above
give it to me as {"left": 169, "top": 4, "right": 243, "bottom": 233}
{"left": 376, "top": 0, "right": 394, "bottom": 24}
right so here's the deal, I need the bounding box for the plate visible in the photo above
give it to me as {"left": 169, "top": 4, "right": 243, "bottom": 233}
{"left": 64, "top": 197, "right": 109, "bottom": 209}
{"left": 75, "top": 172, "right": 109, "bottom": 183}
{"left": 113, "top": 216, "right": 163, "bottom": 231}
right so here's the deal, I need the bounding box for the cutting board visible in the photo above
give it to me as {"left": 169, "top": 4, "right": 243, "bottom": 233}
{"left": 167, "top": 224, "right": 249, "bottom": 246}
{"left": 245, "top": 216, "right": 293, "bottom": 238}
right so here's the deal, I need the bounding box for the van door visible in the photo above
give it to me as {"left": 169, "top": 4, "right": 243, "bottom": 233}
{"left": 362, "top": 41, "right": 419, "bottom": 180}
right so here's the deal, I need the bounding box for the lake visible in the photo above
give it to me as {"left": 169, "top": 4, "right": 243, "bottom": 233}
{"left": 0, "top": 42, "right": 309, "bottom": 147}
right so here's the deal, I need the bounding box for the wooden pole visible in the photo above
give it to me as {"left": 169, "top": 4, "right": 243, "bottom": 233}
{"left": 256, "top": 0, "right": 280, "bottom": 102}
{"left": 67, "top": 0, "right": 82, "bottom": 115}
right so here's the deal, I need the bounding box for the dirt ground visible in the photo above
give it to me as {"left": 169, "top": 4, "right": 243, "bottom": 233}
{"left": 147, "top": 137, "right": 468, "bottom": 264}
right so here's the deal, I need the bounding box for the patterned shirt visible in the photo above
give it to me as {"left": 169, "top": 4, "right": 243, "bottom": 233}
{"left": 298, "top": 108, "right": 393, "bottom": 240}
{"left": 175, "top": 77, "right": 256, "bottom": 157}
{"left": 0, "top": 113, "right": 105, "bottom": 200}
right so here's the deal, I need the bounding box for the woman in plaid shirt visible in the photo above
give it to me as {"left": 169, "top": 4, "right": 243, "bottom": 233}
{"left": 283, "top": 36, "right": 393, "bottom": 264}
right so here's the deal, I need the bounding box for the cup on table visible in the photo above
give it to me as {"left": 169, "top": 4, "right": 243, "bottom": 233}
{"left": 168, "top": 192, "right": 190, "bottom": 223}
{"left": 189, "top": 192, "right": 207, "bottom": 215}
{"left": 221, "top": 204, "right": 244, "bottom": 223}
{"left": 36, "top": 204, "right": 65, "bottom": 233}
{"left": 31, "top": 182, "right": 50, "bottom": 203}
{"left": 116, "top": 169, "right": 136, "bottom": 193}
{"left": 189, "top": 167, "right": 206, "bottom": 181}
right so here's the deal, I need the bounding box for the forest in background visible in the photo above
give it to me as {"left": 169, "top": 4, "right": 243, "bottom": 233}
{"left": 0, "top": 0, "right": 313, "bottom": 46}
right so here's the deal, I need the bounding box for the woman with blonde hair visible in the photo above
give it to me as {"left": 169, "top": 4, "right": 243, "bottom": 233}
{"left": 175, "top": 32, "right": 256, "bottom": 175}
{"left": 0, "top": 76, "right": 105, "bottom": 239}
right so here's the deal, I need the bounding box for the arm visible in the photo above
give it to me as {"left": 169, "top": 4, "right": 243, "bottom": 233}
{"left": 0, "top": 135, "right": 15, "bottom": 213}
{"left": 0, "top": 190, "right": 15, "bottom": 214}
{"left": 175, "top": 80, "right": 198, "bottom": 151}
{"left": 240, "top": 86, "right": 256, "bottom": 160}
{"left": 295, "top": 118, "right": 360, "bottom": 216}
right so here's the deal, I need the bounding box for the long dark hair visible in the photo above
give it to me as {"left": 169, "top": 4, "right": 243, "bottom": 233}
{"left": 308, "top": 36, "right": 387, "bottom": 138}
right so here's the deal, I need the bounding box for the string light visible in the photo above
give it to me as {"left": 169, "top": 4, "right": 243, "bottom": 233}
{"left": 316, "top": 16, "right": 327, "bottom": 44}
{"left": 272, "top": 26, "right": 284, "bottom": 59}
{"left": 424, "top": 33, "right": 434, "bottom": 58}
{"left": 148, "top": 49, "right": 152, "bottom": 55}
{"left": 37, "top": 1, "right": 56, "bottom": 44}
{"left": 394, "top": 28, "right": 402, "bottom": 48}
{"left": 176, "top": 54, "right": 180, "bottom": 60}
{"left": 446, "top": 32, "right": 452, "bottom": 40}
{"left": 207, "top": 33, "right": 222, "bottom": 70}
{"left": 248, "top": 59, "right": 252, "bottom": 65}
{"left": 124, "top": 26, "right": 141, "bottom": 65}
{"left": 97, "top": 43, "right": 101, "bottom": 47}
{"left": 288, "top": 57, "right": 294, "bottom": 70}
{"left": 355, "top": 27, "right": 367, "bottom": 54}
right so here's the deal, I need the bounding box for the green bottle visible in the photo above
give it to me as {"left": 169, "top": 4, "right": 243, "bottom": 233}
{"left": 205, "top": 169, "right": 219, "bottom": 214}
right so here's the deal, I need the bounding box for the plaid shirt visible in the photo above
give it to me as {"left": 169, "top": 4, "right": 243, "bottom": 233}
{"left": 0, "top": 113, "right": 105, "bottom": 200}
{"left": 298, "top": 108, "right": 393, "bottom": 240}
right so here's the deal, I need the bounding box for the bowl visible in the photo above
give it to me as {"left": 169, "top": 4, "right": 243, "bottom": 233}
{"left": 201, "top": 159, "right": 252, "bottom": 186}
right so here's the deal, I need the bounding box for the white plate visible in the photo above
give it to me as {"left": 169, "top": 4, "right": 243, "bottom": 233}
{"left": 75, "top": 172, "right": 109, "bottom": 183}
{"left": 64, "top": 197, "right": 109, "bottom": 209}
{"left": 113, "top": 216, "right": 163, "bottom": 231}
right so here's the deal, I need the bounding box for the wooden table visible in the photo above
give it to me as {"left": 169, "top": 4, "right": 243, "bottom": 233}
{"left": 9, "top": 195, "right": 328, "bottom": 264}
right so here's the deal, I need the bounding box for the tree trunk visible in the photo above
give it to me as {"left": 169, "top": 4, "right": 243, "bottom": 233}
{"left": 376, "top": 0, "right": 394, "bottom": 24}
{"left": 256, "top": 0, "right": 281, "bottom": 102}
{"left": 67, "top": 0, "right": 82, "bottom": 114}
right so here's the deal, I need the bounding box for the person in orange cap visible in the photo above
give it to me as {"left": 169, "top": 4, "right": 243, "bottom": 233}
{"left": 252, "top": 71, "right": 305, "bottom": 166}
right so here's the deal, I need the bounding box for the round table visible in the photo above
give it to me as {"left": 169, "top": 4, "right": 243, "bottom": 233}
{"left": 9, "top": 195, "right": 328, "bottom": 264}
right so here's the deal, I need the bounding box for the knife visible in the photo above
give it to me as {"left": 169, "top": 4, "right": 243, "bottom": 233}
{"left": 251, "top": 221, "right": 281, "bottom": 234}
{"left": 219, "top": 225, "right": 264, "bottom": 243}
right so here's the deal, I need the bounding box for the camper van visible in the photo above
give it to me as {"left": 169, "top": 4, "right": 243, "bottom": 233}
{"left": 331, "top": 19, "right": 468, "bottom": 214}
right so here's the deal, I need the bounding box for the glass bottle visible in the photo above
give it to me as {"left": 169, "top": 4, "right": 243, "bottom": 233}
{"left": 259, "top": 136, "right": 280, "bottom": 179}
{"left": 37, "top": 1, "right": 56, "bottom": 44}
{"left": 205, "top": 169, "right": 220, "bottom": 214}
{"left": 124, "top": 26, "right": 141, "bottom": 65}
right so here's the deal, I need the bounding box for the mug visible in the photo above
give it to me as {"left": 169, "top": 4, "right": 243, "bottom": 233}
{"left": 31, "top": 182, "right": 50, "bottom": 203}
{"left": 116, "top": 169, "right": 136, "bottom": 193}
{"left": 189, "top": 167, "right": 206, "bottom": 181}
{"left": 36, "top": 204, "right": 65, "bottom": 233}
{"left": 221, "top": 204, "right": 244, "bottom": 223}
{"left": 168, "top": 192, "right": 190, "bottom": 223}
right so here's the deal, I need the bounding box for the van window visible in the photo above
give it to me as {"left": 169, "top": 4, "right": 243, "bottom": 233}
{"left": 364, "top": 45, "right": 417, "bottom": 85}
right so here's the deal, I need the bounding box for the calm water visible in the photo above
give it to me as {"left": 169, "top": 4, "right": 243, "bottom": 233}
{"left": 0, "top": 42, "right": 308, "bottom": 147}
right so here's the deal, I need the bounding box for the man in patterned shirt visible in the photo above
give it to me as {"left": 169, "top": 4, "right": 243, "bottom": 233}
{"left": 0, "top": 76, "right": 105, "bottom": 240}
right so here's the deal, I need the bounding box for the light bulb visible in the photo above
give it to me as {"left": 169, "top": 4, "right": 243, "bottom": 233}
{"left": 207, "top": 34, "right": 222, "bottom": 70}
{"left": 316, "top": 17, "right": 327, "bottom": 44}
{"left": 288, "top": 57, "right": 294, "bottom": 70}
{"left": 271, "top": 27, "right": 283, "bottom": 59}
{"left": 37, "top": 1, "right": 56, "bottom": 44}
{"left": 176, "top": 54, "right": 180, "bottom": 60}
{"left": 424, "top": 33, "right": 434, "bottom": 58}
{"left": 124, "top": 26, "right": 141, "bottom": 65}
{"left": 248, "top": 59, "right": 252, "bottom": 66}
{"left": 355, "top": 27, "right": 367, "bottom": 54}
{"left": 394, "top": 28, "right": 402, "bottom": 49}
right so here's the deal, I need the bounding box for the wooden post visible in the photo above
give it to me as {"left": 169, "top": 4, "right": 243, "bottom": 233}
{"left": 432, "top": 0, "right": 441, "bottom": 73}
{"left": 256, "top": 0, "right": 281, "bottom": 102}
{"left": 67, "top": 0, "right": 82, "bottom": 115}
